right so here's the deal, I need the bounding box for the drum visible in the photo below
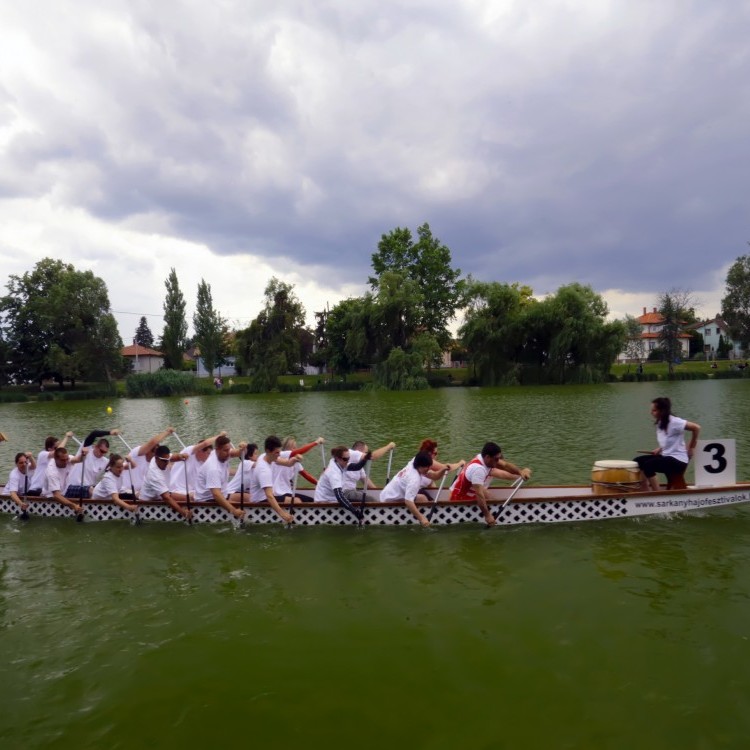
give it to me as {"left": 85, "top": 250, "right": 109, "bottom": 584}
{"left": 591, "top": 460, "right": 641, "bottom": 495}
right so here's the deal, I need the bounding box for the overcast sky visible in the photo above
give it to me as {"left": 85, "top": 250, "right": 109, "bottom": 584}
{"left": 1, "top": 0, "right": 749, "bottom": 342}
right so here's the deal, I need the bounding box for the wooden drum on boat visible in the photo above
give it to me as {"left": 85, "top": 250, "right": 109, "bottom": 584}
{"left": 591, "top": 460, "right": 641, "bottom": 495}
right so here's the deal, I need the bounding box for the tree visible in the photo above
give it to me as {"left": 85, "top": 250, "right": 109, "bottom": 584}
{"left": 459, "top": 281, "right": 534, "bottom": 385}
{"left": 658, "top": 289, "right": 694, "bottom": 375}
{"left": 722, "top": 253, "right": 750, "bottom": 352}
{"left": 161, "top": 268, "right": 188, "bottom": 370}
{"left": 0, "top": 258, "right": 123, "bottom": 386}
{"left": 369, "top": 223, "right": 464, "bottom": 352}
{"left": 134, "top": 316, "right": 155, "bottom": 348}
{"left": 621, "top": 315, "right": 645, "bottom": 369}
{"left": 193, "top": 280, "right": 228, "bottom": 377}
{"left": 234, "top": 278, "right": 306, "bottom": 390}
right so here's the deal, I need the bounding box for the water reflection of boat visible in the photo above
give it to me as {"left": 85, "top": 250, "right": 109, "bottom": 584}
{"left": 2, "top": 482, "right": 750, "bottom": 525}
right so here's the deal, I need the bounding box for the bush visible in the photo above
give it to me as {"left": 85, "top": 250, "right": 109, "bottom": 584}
{"left": 620, "top": 372, "right": 659, "bottom": 382}
{"left": 126, "top": 370, "right": 201, "bottom": 397}
{"left": 665, "top": 371, "right": 708, "bottom": 381}
{"left": 0, "top": 391, "right": 29, "bottom": 403}
{"left": 225, "top": 383, "right": 251, "bottom": 394}
{"left": 36, "top": 391, "right": 55, "bottom": 401}
{"left": 690, "top": 352, "right": 706, "bottom": 361}
{"left": 713, "top": 368, "right": 749, "bottom": 379}
{"left": 311, "top": 381, "right": 362, "bottom": 391}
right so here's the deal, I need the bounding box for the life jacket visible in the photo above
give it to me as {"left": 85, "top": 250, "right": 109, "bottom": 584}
{"left": 449, "top": 456, "right": 488, "bottom": 501}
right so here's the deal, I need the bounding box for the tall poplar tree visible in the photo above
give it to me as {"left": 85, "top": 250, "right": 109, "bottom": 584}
{"left": 161, "top": 268, "right": 188, "bottom": 370}
{"left": 193, "top": 280, "right": 228, "bottom": 377}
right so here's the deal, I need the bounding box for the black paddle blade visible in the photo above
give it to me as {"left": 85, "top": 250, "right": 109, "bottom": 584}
{"left": 75, "top": 512, "right": 85, "bottom": 523}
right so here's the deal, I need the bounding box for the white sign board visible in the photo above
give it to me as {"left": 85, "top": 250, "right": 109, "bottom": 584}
{"left": 695, "top": 439, "right": 736, "bottom": 486}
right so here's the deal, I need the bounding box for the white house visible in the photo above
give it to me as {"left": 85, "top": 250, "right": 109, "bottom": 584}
{"left": 689, "top": 316, "right": 744, "bottom": 359}
{"left": 617, "top": 307, "right": 692, "bottom": 362}
{"left": 121, "top": 344, "right": 164, "bottom": 373}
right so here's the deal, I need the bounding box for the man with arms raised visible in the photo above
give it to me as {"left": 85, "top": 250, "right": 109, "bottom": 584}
{"left": 450, "top": 442, "right": 532, "bottom": 526}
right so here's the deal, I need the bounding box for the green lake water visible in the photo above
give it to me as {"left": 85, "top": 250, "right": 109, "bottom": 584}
{"left": 1, "top": 381, "right": 749, "bottom": 748}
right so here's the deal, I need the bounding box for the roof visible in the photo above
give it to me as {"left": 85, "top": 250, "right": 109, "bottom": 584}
{"left": 121, "top": 344, "right": 164, "bottom": 357}
{"left": 640, "top": 331, "right": 692, "bottom": 340}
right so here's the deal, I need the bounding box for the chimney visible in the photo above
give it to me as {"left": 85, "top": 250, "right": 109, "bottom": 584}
{"left": 653, "top": 307, "right": 657, "bottom": 313}
{"left": 643, "top": 307, "right": 646, "bottom": 315}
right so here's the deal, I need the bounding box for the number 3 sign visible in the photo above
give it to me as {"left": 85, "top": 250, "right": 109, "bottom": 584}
{"left": 695, "top": 440, "right": 736, "bottom": 486}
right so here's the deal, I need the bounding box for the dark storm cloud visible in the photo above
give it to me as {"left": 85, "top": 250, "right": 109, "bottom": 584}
{"left": 2, "top": 0, "right": 749, "bottom": 301}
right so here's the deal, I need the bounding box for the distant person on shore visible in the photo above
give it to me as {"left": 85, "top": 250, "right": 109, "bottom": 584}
{"left": 450, "top": 442, "right": 532, "bottom": 526}
{"left": 633, "top": 396, "right": 700, "bottom": 491}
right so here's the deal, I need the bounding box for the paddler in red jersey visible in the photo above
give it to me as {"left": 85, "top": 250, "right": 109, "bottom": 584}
{"left": 450, "top": 442, "right": 532, "bottom": 526}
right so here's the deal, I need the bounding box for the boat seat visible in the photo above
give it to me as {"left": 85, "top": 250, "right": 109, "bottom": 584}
{"left": 666, "top": 471, "right": 687, "bottom": 490}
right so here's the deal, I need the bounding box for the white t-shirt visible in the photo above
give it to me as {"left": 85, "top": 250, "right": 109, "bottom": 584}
{"left": 380, "top": 464, "right": 424, "bottom": 503}
{"left": 657, "top": 415, "right": 689, "bottom": 463}
{"left": 28, "top": 450, "right": 51, "bottom": 492}
{"left": 227, "top": 459, "right": 255, "bottom": 495}
{"left": 195, "top": 451, "right": 229, "bottom": 502}
{"left": 6, "top": 467, "right": 34, "bottom": 494}
{"left": 44, "top": 461, "right": 73, "bottom": 497}
{"left": 342, "top": 449, "right": 366, "bottom": 491}
{"left": 141, "top": 459, "right": 172, "bottom": 500}
{"left": 249, "top": 456, "right": 275, "bottom": 503}
{"left": 71, "top": 448, "right": 110, "bottom": 487}
{"left": 168, "top": 445, "right": 203, "bottom": 494}
{"left": 127, "top": 446, "right": 152, "bottom": 492}
{"left": 92, "top": 471, "right": 122, "bottom": 500}
{"left": 314, "top": 459, "right": 346, "bottom": 503}
{"left": 272, "top": 450, "right": 302, "bottom": 495}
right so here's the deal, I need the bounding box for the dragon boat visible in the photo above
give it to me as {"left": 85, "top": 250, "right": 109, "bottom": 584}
{"left": 2, "top": 481, "right": 750, "bottom": 526}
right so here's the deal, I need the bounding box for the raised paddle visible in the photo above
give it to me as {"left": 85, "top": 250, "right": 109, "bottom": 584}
{"left": 172, "top": 432, "right": 188, "bottom": 450}
{"left": 385, "top": 447, "right": 394, "bottom": 484}
{"left": 492, "top": 476, "right": 525, "bottom": 523}
{"left": 289, "top": 463, "right": 298, "bottom": 525}
{"left": 76, "top": 447, "right": 87, "bottom": 522}
{"left": 358, "top": 458, "right": 372, "bottom": 526}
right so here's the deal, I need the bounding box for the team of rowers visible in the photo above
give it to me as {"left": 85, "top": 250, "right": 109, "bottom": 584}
{"left": 2, "top": 427, "right": 533, "bottom": 526}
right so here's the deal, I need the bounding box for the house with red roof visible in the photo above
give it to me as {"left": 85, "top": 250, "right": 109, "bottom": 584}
{"left": 121, "top": 343, "right": 164, "bottom": 374}
{"left": 617, "top": 307, "right": 692, "bottom": 362}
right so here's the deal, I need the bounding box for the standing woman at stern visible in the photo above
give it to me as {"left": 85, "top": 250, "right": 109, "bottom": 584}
{"left": 634, "top": 397, "right": 700, "bottom": 491}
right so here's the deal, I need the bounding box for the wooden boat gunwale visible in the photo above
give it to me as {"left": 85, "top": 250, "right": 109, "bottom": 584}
{"left": 3, "top": 480, "right": 750, "bottom": 526}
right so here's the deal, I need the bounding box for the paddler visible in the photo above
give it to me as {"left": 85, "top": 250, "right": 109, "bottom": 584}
{"left": 450, "top": 442, "right": 532, "bottom": 526}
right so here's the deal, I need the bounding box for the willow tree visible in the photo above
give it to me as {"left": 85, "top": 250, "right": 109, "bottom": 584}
{"left": 459, "top": 281, "right": 534, "bottom": 385}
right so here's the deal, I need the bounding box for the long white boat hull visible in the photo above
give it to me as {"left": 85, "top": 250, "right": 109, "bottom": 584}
{"left": 3, "top": 483, "right": 750, "bottom": 526}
